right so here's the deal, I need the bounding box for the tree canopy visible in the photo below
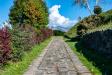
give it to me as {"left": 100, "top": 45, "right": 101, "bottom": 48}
{"left": 9, "top": 0, "right": 48, "bottom": 28}
{"left": 74, "top": 0, "right": 100, "bottom": 15}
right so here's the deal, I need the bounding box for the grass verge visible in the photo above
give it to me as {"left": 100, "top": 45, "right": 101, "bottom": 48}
{"left": 64, "top": 37, "right": 102, "bottom": 75}
{"left": 0, "top": 37, "right": 52, "bottom": 75}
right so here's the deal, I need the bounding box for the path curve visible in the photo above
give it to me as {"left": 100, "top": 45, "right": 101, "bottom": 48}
{"left": 24, "top": 37, "right": 92, "bottom": 75}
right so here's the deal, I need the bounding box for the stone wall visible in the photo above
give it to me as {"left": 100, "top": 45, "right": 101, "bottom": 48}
{"left": 80, "top": 29, "right": 112, "bottom": 58}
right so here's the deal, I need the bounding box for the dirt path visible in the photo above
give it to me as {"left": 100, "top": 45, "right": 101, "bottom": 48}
{"left": 24, "top": 37, "right": 92, "bottom": 75}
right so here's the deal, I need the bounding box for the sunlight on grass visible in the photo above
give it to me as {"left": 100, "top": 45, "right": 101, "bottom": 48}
{"left": 0, "top": 38, "right": 52, "bottom": 75}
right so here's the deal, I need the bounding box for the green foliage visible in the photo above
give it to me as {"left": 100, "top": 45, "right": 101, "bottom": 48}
{"left": 10, "top": 25, "right": 36, "bottom": 61}
{"left": 100, "top": 10, "right": 112, "bottom": 23}
{"left": 10, "top": 25, "right": 53, "bottom": 62}
{"left": 53, "top": 30, "right": 65, "bottom": 36}
{"left": 9, "top": 0, "right": 48, "bottom": 28}
{"left": 0, "top": 0, "right": 52, "bottom": 72}
{"left": 65, "top": 24, "right": 78, "bottom": 38}
{"left": 87, "top": 22, "right": 112, "bottom": 33}
{"left": 94, "top": 6, "right": 102, "bottom": 15}
{"left": 77, "top": 9, "right": 112, "bottom": 36}
{"left": 65, "top": 7, "right": 112, "bottom": 75}
{"left": 0, "top": 38, "right": 51, "bottom": 75}
{"left": 11, "top": 29, "right": 29, "bottom": 61}
{"left": 66, "top": 9, "right": 112, "bottom": 37}
{"left": 77, "top": 23, "right": 88, "bottom": 36}
{"left": 64, "top": 37, "right": 101, "bottom": 75}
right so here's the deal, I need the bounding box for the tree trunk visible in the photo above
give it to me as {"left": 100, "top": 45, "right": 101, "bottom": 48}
{"left": 85, "top": 0, "right": 93, "bottom": 15}
{"left": 96, "top": 0, "right": 99, "bottom": 6}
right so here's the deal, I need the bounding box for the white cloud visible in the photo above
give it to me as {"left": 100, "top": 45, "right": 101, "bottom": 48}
{"left": 48, "top": 5, "right": 78, "bottom": 32}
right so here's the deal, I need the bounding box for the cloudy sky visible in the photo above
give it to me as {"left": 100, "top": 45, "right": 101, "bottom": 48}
{"left": 48, "top": 5, "right": 77, "bottom": 31}
{"left": 45, "top": 0, "right": 112, "bottom": 31}
{"left": 0, "top": 0, "right": 112, "bottom": 30}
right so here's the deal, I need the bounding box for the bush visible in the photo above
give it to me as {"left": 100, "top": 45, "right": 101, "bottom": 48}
{"left": 0, "top": 27, "right": 11, "bottom": 65}
{"left": 53, "top": 30, "right": 64, "bottom": 36}
{"left": 11, "top": 29, "right": 27, "bottom": 61}
{"left": 10, "top": 26, "right": 53, "bottom": 61}
{"left": 39, "top": 28, "right": 53, "bottom": 42}
{"left": 77, "top": 23, "right": 88, "bottom": 36}
{"left": 76, "top": 9, "right": 112, "bottom": 36}
{"left": 0, "top": 23, "right": 53, "bottom": 64}
{"left": 10, "top": 25, "right": 37, "bottom": 61}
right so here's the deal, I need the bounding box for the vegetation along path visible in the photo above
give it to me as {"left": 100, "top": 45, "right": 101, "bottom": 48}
{"left": 24, "top": 37, "right": 92, "bottom": 75}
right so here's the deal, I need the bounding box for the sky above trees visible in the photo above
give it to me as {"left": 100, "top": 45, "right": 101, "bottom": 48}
{"left": 0, "top": 0, "right": 112, "bottom": 28}
{"left": 46, "top": 0, "right": 112, "bottom": 20}
{"left": 0, "top": 0, "right": 13, "bottom": 26}
{"left": 46, "top": 0, "right": 112, "bottom": 31}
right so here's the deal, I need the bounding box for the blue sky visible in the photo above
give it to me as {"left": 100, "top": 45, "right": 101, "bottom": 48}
{"left": 45, "top": 0, "right": 112, "bottom": 31}
{"left": 0, "top": 0, "right": 13, "bottom": 26}
{"left": 0, "top": 0, "right": 112, "bottom": 29}
{"left": 45, "top": 0, "right": 112, "bottom": 20}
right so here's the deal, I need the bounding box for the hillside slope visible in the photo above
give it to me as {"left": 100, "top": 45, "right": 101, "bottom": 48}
{"left": 65, "top": 9, "right": 112, "bottom": 38}
{"left": 65, "top": 9, "right": 112, "bottom": 74}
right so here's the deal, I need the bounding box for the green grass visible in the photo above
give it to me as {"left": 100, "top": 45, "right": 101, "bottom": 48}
{"left": 0, "top": 38, "right": 52, "bottom": 75}
{"left": 64, "top": 37, "right": 102, "bottom": 75}
{"left": 65, "top": 24, "right": 78, "bottom": 38}
{"left": 64, "top": 22, "right": 112, "bottom": 74}
{"left": 65, "top": 22, "right": 112, "bottom": 38}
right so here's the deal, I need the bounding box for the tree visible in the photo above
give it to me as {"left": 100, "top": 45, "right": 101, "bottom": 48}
{"left": 94, "top": 0, "right": 102, "bottom": 15}
{"left": 96, "top": 0, "right": 99, "bottom": 6}
{"left": 74, "top": 0, "right": 100, "bottom": 15}
{"left": 94, "top": 5, "right": 102, "bottom": 15}
{"left": 9, "top": 0, "right": 48, "bottom": 29}
{"left": 74, "top": 0, "right": 92, "bottom": 15}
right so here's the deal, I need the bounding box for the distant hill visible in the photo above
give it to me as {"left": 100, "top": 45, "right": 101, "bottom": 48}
{"left": 48, "top": 24, "right": 75, "bottom": 32}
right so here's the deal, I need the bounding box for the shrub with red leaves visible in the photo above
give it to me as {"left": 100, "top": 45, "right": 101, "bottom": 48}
{"left": 0, "top": 26, "right": 53, "bottom": 64}
{"left": 0, "top": 27, "right": 11, "bottom": 64}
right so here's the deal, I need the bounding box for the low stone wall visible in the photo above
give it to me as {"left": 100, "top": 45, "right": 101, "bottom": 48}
{"left": 81, "top": 29, "right": 112, "bottom": 58}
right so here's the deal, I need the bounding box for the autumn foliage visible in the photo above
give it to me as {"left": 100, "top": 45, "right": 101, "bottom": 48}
{"left": 9, "top": 0, "right": 48, "bottom": 28}
{"left": 0, "top": 27, "right": 11, "bottom": 64}
{"left": 0, "top": 0, "right": 52, "bottom": 66}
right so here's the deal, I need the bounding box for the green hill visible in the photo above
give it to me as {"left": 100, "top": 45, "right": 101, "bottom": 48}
{"left": 65, "top": 9, "right": 112, "bottom": 38}
{"left": 65, "top": 9, "right": 112, "bottom": 75}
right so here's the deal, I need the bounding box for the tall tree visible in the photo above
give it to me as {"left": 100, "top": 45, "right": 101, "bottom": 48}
{"left": 96, "top": 0, "right": 100, "bottom": 6}
{"left": 9, "top": 0, "right": 48, "bottom": 29}
{"left": 74, "top": 0, "right": 92, "bottom": 15}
